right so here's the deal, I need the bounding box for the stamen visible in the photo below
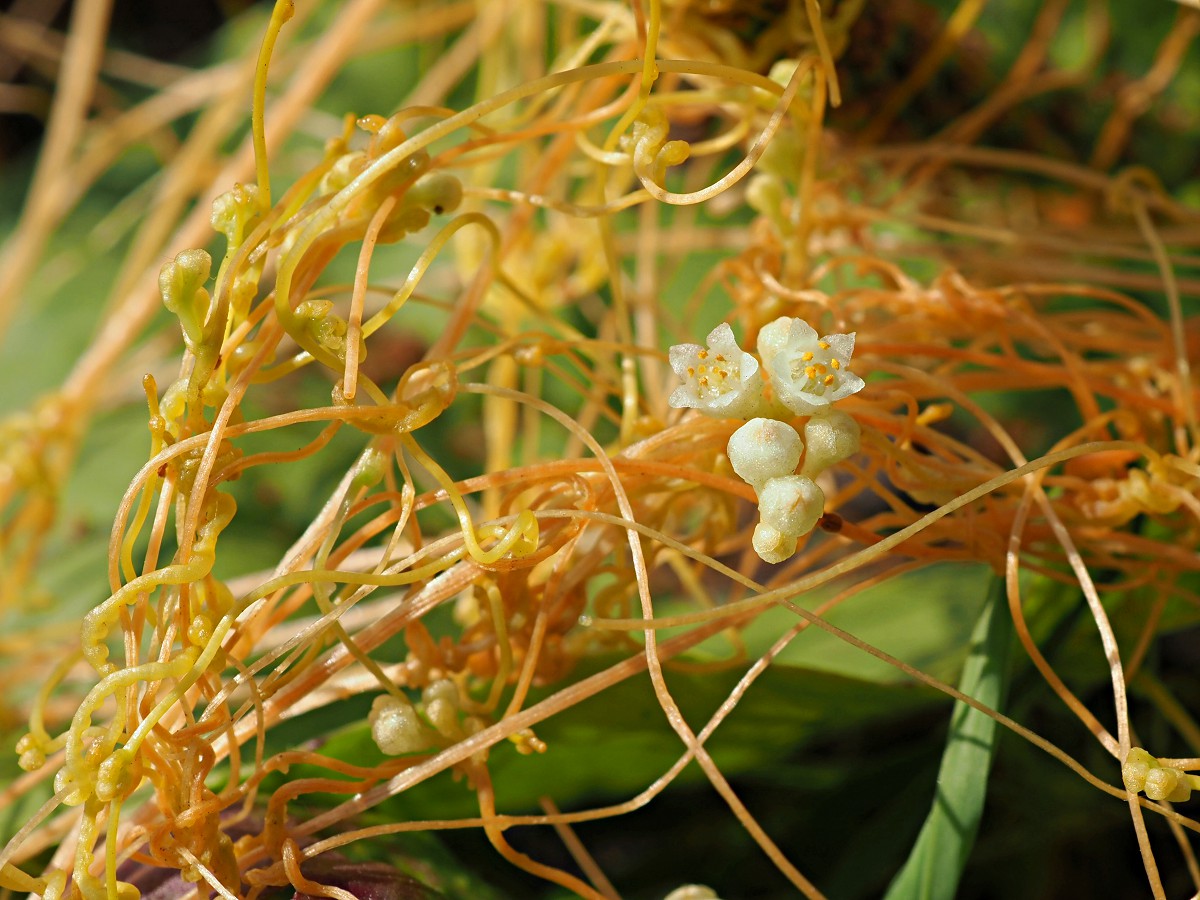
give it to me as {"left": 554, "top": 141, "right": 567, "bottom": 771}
{"left": 818, "top": 340, "right": 830, "bottom": 350}
{"left": 802, "top": 351, "right": 814, "bottom": 362}
{"left": 804, "top": 366, "right": 817, "bottom": 380}
{"left": 831, "top": 358, "right": 841, "bottom": 370}
{"left": 687, "top": 367, "right": 695, "bottom": 376}
{"left": 714, "top": 354, "right": 725, "bottom": 361}
{"left": 823, "top": 374, "right": 835, "bottom": 385}
{"left": 698, "top": 349, "right": 708, "bottom": 359}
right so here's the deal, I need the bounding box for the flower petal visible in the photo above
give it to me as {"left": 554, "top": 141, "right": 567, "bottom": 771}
{"left": 822, "top": 331, "right": 855, "bottom": 359}
{"left": 668, "top": 342, "right": 703, "bottom": 379}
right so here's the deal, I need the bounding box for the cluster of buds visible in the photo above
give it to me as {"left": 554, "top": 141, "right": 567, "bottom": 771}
{"left": 668, "top": 318, "right": 865, "bottom": 562}
{"left": 369, "top": 679, "right": 482, "bottom": 756}
{"left": 1123, "top": 747, "right": 1199, "bottom": 803}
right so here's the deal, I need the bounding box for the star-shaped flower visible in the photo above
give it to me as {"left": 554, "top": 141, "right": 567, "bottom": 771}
{"left": 668, "top": 323, "right": 766, "bottom": 419}
{"left": 757, "top": 317, "right": 865, "bottom": 416}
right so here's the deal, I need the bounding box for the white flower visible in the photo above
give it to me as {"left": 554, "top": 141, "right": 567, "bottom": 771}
{"left": 727, "top": 418, "right": 803, "bottom": 490}
{"left": 758, "top": 475, "right": 824, "bottom": 539}
{"left": 668, "top": 323, "right": 766, "bottom": 418}
{"left": 369, "top": 694, "right": 434, "bottom": 755}
{"left": 752, "top": 523, "right": 797, "bottom": 565}
{"left": 757, "top": 317, "right": 865, "bottom": 416}
{"left": 800, "top": 408, "right": 861, "bottom": 479}
{"left": 751, "top": 475, "right": 824, "bottom": 564}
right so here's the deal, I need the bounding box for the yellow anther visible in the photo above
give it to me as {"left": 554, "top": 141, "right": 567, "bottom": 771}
{"left": 804, "top": 366, "right": 817, "bottom": 380}
{"left": 802, "top": 351, "right": 814, "bottom": 362}
{"left": 824, "top": 374, "right": 835, "bottom": 385}
{"left": 831, "top": 358, "right": 841, "bottom": 369}
{"left": 815, "top": 364, "right": 827, "bottom": 374}
{"left": 687, "top": 367, "right": 695, "bottom": 376}
{"left": 818, "top": 340, "right": 830, "bottom": 350}
{"left": 715, "top": 353, "right": 726, "bottom": 361}
{"left": 698, "top": 349, "right": 708, "bottom": 359}
{"left": 699, "top": 376, "right": 709, "bottom": 386}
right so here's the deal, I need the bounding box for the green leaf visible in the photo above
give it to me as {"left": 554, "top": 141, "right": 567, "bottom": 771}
{"left": 738, "top": 563, "right": 994, "bottom": 685}
{"left": 884, "top": 576, "right": 1013, "bottom": 900}
{"left": 305, "top": 662, "right": 940, "bottom": 826}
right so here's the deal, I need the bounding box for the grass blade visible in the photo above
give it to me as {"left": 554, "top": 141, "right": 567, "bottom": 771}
{"left": 884, "top": 576, "right": 1013, "bottom": 900}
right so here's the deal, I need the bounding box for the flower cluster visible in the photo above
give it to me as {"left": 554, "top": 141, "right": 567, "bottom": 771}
{"left": 668, "top": 318, "right": 864, "bottom": 420}
{"left": 668, "top": 318, "right": 865, "bottom": 562}
{"left": 1124, "top": 747, "right": 1198, "bottom": 803}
